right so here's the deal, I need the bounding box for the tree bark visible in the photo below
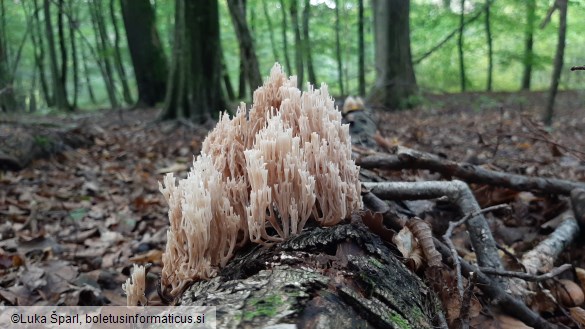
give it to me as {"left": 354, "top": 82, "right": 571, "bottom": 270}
{"left": 485, "top": 0, "right": 493, "bottom": 91}
{"left": 368, "top": 0, "right": 417, "bottom": 110}
{"left": 458, "top": 0, "right": 466, "bottom": 92}
{"left": 357, "top": 0, "right": 366, "bottom": 96}
{"left": 56, "top": 0, "right": 70, "bottom": 110}
{"left": 180, "top": 222, "right": 443, "bottom": 328}
{"left": 160, "top": 0, "right": 226, "bottom": 123}
{"left": 543, "top": 0, "right": 567, "bottom": 126}
{"left": 120, "top": 0, "right": 168, "bottom": 107}
{"left": 290, "top": 0, "right": 304, "bottom": 89}
{"left": 334, "top": 0, "right": 344, "bottom": 95}
{"left": 302, "top": 0, "right": 317, "bottom": 86}
{"left": 521, "top": 0, "right": 536, "bottom": 91}
{"left": 227, "top": 0, "right": 263, "bottom": 95}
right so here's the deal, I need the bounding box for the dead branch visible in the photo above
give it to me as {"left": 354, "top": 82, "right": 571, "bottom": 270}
{"left": 571, "top": 66, "right": 585, "bottom": 71}
{"left": 362, "top": 180, "right": 504, "bottom": 273}
{"left": 522, "top": 211, "right": 579, "bottom": 275}
{"left": 356, "top": 147, "right": 585, "bottom": 195}
{"left": 443, "top": 204, "right": 509, "bottom": 298}
{"left": 479, "top": 264, "right": 572, "bottom": 282}
{"left": 362, "top": 192, "right": 558, "bottom": 329}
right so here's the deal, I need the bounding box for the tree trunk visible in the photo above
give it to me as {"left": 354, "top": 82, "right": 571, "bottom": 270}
{"left": 180, "top": 222, "right": 443, "bottom": 328}
{"left": 357, "top": 0, "right": 366, "bottom": 96}
{"left": 237, "top": 0, "right": 246, "bottom": 100}
{"left": 227, "top": 0, "right": 263, "bottom": 96}
{"left": 221, "top": 54, "right": 236, "bottom": 101}
{"left": 109, "top": 0, "right": 133, "bottom": 105}
{"left": 0, "top": 12, "right": 16, "bottom": 112}
{"left": 485, "top": 0, "right": 493, "bottom": 92}
{"left": 160, "top": 0, "right": 226, "bottom": 123}
{"left": 458, "top": 0, "right": 466, "bottom": 92}
{"left": 120, "top": 0, "right": 168, "bottom": 107}
{"left": 543, "top": 0, "right": 568, "bottom": 126}
{"left": 290, "top": 0, "right": 304, "bottom": 89}
{"left": 68, "top": 0, "right": 79, "bottom": 109}
{"left": 81, "top": 44, "right": 97, "bottom": 104}
{"left": 44, "top": 0, "right": 69, "bottom": 111}
{"left": 302, "top": 0, "right": 317, "bottom": 86}
{"left": 57, "top": 0, "right": 70, "bottom": 110}
{"left": 262, "top": 0, "right": 280, "bottom": 63}
{"left": 521, "top": 0, "right": 536, "bottom": 91}
{"left": 368, "top": 0, "right": 417, "bottom": 110}
{"left": 279, "top": 0, "right": 292, "bottom": 75}
{"left": 90, "top": 0, "right": 118, "bottom": 109}
{"left": 334, "top": 0, "right": 344, "bottom": 95}
{"left": 30, "top": 0, "right": 51, "bottom": 107}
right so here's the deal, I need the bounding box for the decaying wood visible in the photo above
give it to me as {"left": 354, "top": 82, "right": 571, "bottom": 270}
{"left": 479, "top": 263, "right": 572, "bottom": 282}
{"left": 180, "top": 221, "right": 443, "bottom": 329}
{"left": 362, "top": 180, "right": 504, "bottom": 274}
{"left": 357, "top": 146, "right": 585, "bottom": 195}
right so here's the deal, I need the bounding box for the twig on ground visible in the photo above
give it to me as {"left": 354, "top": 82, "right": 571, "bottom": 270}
{"left": 362, "top": 180, "right": 504, "bottom": 275}
{"left": 460, "top": 271, "right": 477, "bottom": 329}
{"left": 479, "top": 264, "right": 572, "bottom": 282}
{"left": 522, "top": 211, "right": 579, "bottom": 275}
{"left": 443, "top": 204, "right": 509, "bottom": 297}
{"left": 357, "top": 146, "right": 585, "bottom": 195}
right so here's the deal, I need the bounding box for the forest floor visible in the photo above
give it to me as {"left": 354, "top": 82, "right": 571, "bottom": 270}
{"left": 1, "top": 90, "right": 585, "bottom": 326}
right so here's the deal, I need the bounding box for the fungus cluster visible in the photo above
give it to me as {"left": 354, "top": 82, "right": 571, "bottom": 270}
{"left": 159, "top": 64, "right": 362, "bottom": 297}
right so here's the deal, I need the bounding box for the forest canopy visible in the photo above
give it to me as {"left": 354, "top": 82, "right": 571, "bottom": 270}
{"left": 0, "top": 0, "right": 583, "bottom": 114}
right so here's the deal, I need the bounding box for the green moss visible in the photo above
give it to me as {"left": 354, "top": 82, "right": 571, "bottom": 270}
{"left": 243, "top": 294, "right": 285, "bottom": 321}
{"left": 33, "top": 135, "right": 50, "bottom": 148}
{"left": 389, "top": 312, "right": 411, "bottom": 329}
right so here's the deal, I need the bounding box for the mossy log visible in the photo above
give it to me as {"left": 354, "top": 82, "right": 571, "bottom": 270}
{"left": 181, "top": 221, "right": 443, "bottom": 329}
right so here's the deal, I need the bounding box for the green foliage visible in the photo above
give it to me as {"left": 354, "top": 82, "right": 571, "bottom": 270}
{"left": 3, "top": 0, "right": 585, "bottom": 113}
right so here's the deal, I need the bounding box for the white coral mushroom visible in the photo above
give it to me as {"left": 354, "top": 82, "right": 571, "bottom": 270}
{"left": 160, "top": 63, "right": 362, "bottom": 297}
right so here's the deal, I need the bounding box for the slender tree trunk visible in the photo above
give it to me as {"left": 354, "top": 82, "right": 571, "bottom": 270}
{"left": 334, "top": 0, "right": 344, "bottom": 95}
{"left": 161, "top": 0, "right": 226, "bottom": 122}
{"left": 81, "top": 41, "right": 97, "bottom": 104}
{"left": 458, "top": 0, "right": 466, "bottom": 92}
{"left": 485, "top": 0, "right": 493, "bottom": 91}
{"left": 56, "top": 0, "right": 71, "bottom": 110}
{"left": 30, "top": 0, "right": 51, "bottom": 106}
{"left": 0, "top": 8, "right": 16, "bottom": 112}
{"left": 221, "top": 54, "right": 236, "bottom": 101}
{"left": 109, "top": 0, "right": 133, "bottom": 104}
{"left": 120, "top": 0, "right": 168, "bottom": 107}
{"left": 290, "top": 0, "right": 303, "bottom": 89}
{"left": 368, "top": 0, "right": 417, "bottom": 110}
{"left": 302, "top": 0, "right": 316, "bottom": 86}
{"left": 357, "top": 0, "right": 365, "bottom": 96}
{"left": 227, "top": 0, "right": 263, "bottom": 95}
{"left": 68, "top": 0, "right": 78, "bottom": 109}
{"left": 262, "top": 0, "right": 280, "bottom": 62}
{"left": 237, "top": 0, "right": 247, "bottom": 99}
{"left": 90, "top": 0, "right": 118, "bottom": 108}
{"left": 521, "top": 0, "right": 536, "bottom": 90}
{"left": 279, "top": 0, "right": 292, "bottom": 74}
{"left": 44, "top": 0, "right": 69, "bottom": 111}
{"left": 543, "top": 0, "right": 568, "bottom": 126}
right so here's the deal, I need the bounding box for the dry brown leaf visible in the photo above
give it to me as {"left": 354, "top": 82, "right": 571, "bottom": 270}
{"left": 569, "top": 307, "right": 585, "bottom": 326}
{"left": 393, "top": 226, "right": 423, "bottom": 270}
{"left": 129, "top": 249, "right": 163, "bottom": 264}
